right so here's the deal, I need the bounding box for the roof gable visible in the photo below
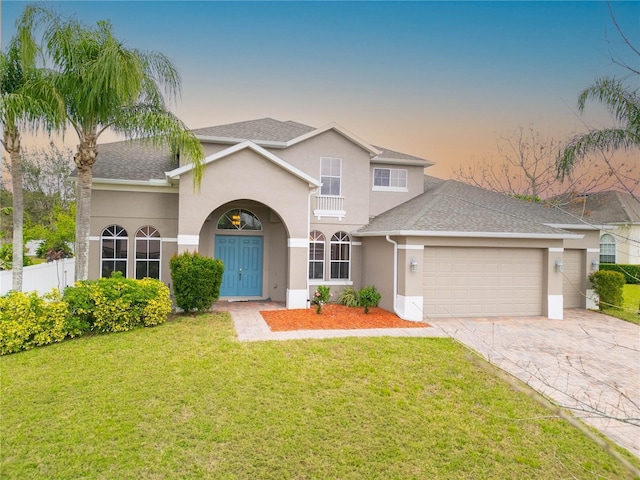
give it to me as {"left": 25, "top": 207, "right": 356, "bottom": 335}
{"left": 165, "top": 140, "right": 321, "bottom": 187}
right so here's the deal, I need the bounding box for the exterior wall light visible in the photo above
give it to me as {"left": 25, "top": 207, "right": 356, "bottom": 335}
{"left": 410, "top": 257, "right": 418, "bottom": 272}
{"left": 591, "top": 259, "right": 599, "bottom": 271}
{"left": 555, "top": 259, "right": 564, "bottom": 273}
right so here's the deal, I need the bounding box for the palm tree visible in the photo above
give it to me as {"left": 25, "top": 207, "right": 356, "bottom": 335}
{"left": 557, "top": 77, "right": 639, "bottom": 180}
{"left": 21, "top": 6, "right": 204, "bottom": 281}
{"left": 0, "top": 33, "right": 64, "bottom": 291}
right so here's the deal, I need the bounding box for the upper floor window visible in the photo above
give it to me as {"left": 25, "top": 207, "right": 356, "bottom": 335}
{"left": 320, "top": 157, "right": 342, "bottom": 196}
{"left": 309, "top": 230, "right": 325, "bottom": 279}
{"left": 373, "top": 168, "right": 407, "bottom": 191}
{"left": 600, "top": 233, "right": 616, "bottom": 264}
{"left": 101, "top": 225, "right": 128, "bottom": 278}
{"left": 217, "top": 208, "right": 262, "bottom": 231}
{"left": 135, "top": 226, "right": 161, "bottom": 279}
{"left": 330, "top": 231, "right": 350, "bottom": 279}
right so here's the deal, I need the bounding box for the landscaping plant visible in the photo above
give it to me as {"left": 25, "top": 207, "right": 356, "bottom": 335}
{"left": 589, "top": 270, "right": 625, "bottom": 310}
{"left": 337, "top": 286, "right": 359, "bottom": 307}
{"left": 63, "top": 272, "right": 172, "bottom": 334}
{"left": 311, "top": 285, "right": 331, "bottom": 314}
{"left": 358, "top": 285, "right": 381, "bottom": 314}
{"left": 170, "top": 252, "right": 224, "bottom": 312}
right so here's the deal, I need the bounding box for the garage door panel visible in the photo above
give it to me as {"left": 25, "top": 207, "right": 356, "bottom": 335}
{"left": 423, "top": 247, "right": 543, "bottom": 318}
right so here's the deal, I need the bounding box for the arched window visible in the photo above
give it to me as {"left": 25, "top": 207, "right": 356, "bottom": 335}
{"left": 330, "top": 231, "right": 350, "bottom": 279}
{"left": 217, "top": 209, "right": 262, "bottom": 231}
{"left": 101, "top": 225, "right": 128, "bottom": 278}
{"left": 600, "top": 233, "right": 616, "bottom": 264}
{"left": 135, "top": 226, "right": 161, "bottom": 279}
{"left": 309, "top": 230, "right": 325, "bottom": 279}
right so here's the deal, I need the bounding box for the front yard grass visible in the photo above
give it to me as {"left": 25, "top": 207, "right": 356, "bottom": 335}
{"left": 602, "top": 284, "right": 640, "bottom": 325}
{"left": 2, "top": 312, "right": 638, "bottom": 479}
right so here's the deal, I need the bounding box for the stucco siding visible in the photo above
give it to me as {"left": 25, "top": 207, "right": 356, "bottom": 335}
{"left": 369, "top": 163, "right": 425, "bottom": 216}
{"left": 89, "top": 189, "right": 179, "bottom": 284}
{"left": 177, "top": 148, "right": 313, "bottom": 239}
{"left": 276, "top": 130, "right": 372, "bottom": 226}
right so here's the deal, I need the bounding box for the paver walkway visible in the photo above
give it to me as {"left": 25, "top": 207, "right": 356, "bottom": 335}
{"left": 213, "top": 301, "right": 639, "bottom": 458}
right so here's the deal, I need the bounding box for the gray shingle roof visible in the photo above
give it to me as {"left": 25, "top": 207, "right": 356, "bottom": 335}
{"left": 192, "top": 118, "right": 314, "bottom": 143}
{"left": 559, "top": 191, "right": 640, "bottom": 225}
{"left": 91, "top": 118, "right": 431, "bottom": 181}
{"left": 373, "top": 145, "right": 434, "bottom": 165}
{"left": 356, "top": 176, "right": 591, "bottom": 236}
{"left": 92, "top": 139, "right": 175, "bottom": 181}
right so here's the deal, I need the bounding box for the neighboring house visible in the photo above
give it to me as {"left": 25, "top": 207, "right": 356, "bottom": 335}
{"left": 560, "top": 191, "right": 640, "bottom": 265}
{"left": 90, "top": 118, "right": 599, "bottom": 320}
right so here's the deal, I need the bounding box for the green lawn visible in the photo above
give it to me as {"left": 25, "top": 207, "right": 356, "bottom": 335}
{"left": 603, "top": 284, "right": 640, "bottom": 325}
{"left": 1, "top": 313, "right": 637, "bottom": 479}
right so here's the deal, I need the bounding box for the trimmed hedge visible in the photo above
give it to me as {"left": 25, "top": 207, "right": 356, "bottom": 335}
{"left": 64, "top": 273, "right": 172, "bottom": 333}
{"left": 0, "top": 290, "right": 69, "bottom": 355}
{"left": 589, "top": 270, "right": 625, "bottom": 310}
{"left": 599, "top": 263, "right": 640, "bottom": 284}
{"left": 0, "top": 274, "right": 172, "bottom": 355}
{"left": 170, "top": 252, "right": 224, "bottom": 312}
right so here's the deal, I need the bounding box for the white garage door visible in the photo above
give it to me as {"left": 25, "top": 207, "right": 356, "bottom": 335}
{"left": 423, "top": 247, "right": 543, "bottom": 318}
{"left": 563, "top": 249, "right": 584, "bottom": 308}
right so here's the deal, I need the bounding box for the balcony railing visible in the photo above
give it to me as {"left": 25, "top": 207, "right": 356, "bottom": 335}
{"left": 314, "top": 195, "right": 346, "bottom": 220}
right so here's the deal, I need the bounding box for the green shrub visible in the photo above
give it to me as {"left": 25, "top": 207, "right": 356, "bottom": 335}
{"left": 599, "top": 263, "right": 640, "bottom": 284}
{"left": 0, "top": 244, "right": 34, "bottom": 270}
{"left": 338, "top": 287, "right": 359, "bottom": 307}
{"left": 64, "top": 273, "right": 171, "bottom": 333}
{"left": 589, "top": 270, "right": 625, "bottom": 310}
{"left": 0, "top": 290, "right": 69, "bottom": 355}
{"left": 170, "top": 252, "right": 224, "bottom": 312}
{"left": 358, "top": 285, "right": 381, "bottom": 314}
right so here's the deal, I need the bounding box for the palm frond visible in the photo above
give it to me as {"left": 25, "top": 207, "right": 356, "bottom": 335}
{"left": 557, "top": 128, "right": 637, "bottom": 180}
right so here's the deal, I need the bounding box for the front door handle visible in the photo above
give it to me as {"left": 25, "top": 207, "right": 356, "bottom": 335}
{"left": 239, "top": 268, "right": 242, "bottom": 281}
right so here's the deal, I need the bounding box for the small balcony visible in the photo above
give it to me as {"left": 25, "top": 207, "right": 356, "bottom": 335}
{"left": 314, "top": 195, "right": 346, "bottom": 220}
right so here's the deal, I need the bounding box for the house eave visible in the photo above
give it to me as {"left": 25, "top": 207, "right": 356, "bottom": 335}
{"left": 91, "top": 177, "right": 178, "bottom": 193}
{"left": 544, "top": 223, "right": 598, "bottom": 230}
{"left": 353, "top": 230, "right": 584, "bottom": 240}
{"left": 370, "top": 157, "right": 433, "bottom": 167}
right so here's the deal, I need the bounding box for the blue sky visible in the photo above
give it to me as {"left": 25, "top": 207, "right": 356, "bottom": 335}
{"left": 2, "top": 1, "right": 639, "bottom": 177}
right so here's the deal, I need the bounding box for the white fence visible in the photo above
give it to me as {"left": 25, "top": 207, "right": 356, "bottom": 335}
{"left": 0, "top": 259, "right": 76, "bottom": 296}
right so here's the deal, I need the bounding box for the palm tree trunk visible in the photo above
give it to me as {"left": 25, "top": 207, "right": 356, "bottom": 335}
{"left": 2, "top": 127, "right": 24, "bottom": 291}
{"left": 74, "top": 135, "right": 97, "bottom": 281}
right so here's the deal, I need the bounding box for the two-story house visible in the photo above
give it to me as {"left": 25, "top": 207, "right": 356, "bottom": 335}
{"left": 89, "top": 118, "right": 599, "bottom": 320}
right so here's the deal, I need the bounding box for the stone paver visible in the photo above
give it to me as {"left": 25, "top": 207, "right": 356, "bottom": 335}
{"left": 213, "top": 301, "right": 639, "bottom": 458}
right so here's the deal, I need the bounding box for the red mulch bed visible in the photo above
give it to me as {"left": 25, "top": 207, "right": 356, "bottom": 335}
{"left": 260, "top": 303, "right": 430, "bottom": 331}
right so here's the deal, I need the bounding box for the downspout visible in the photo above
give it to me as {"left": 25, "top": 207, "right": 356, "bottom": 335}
{"left": 306, "top": 187, "right": 319, "bottom": 308}
{"left": 385, "top": 235, "right": 411, "bottom": 320}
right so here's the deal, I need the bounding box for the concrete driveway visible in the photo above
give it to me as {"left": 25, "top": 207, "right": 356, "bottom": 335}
{"left": 430, "top": 309, "right": 640, "bottom": 458}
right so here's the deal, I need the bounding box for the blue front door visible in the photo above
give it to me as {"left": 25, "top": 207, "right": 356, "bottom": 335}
{"left": 215, "top": 235, "right": 263, "bottom": 297}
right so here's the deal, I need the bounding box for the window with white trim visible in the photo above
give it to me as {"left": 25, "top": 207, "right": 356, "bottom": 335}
{"left": 309, "top": 230, "right": 325, "bottom": 279}
{"left": 600, "top": 233, "right": 616, "bottom": 264}
{"left": 320, "top": 157, "right": 341, "bottom": 196}
{"left": 217, "top": 209, "right": 262, "bottom": 231}
{"left": 135, "top": 226, "right": 161, "bottom": 279}
{"left": 101, "top": 225, "right": 128, "bottom": 278}
{"left": 373, "top": 167, "right": 407, "bottom": 191}
{"left": 330, "top": 231, "right": 350, "bottom": 279}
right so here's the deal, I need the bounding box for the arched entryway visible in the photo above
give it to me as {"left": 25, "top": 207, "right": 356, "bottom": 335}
{"left": 199, "top": 201, "right": 289, "bottom": 302}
